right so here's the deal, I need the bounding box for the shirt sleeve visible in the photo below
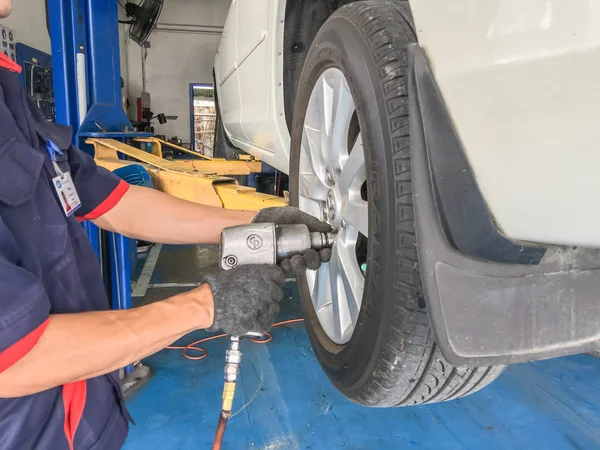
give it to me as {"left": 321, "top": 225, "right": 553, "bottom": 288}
{"left": 0, "top": 252, "right": 51, "bottom": 374}
{"left": 66, "top": 145, "right": 130, "bottom": 221}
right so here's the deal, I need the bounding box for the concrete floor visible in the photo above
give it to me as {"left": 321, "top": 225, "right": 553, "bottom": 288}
{"left": 123, "top": 245, "right": 600, "bottom": 450}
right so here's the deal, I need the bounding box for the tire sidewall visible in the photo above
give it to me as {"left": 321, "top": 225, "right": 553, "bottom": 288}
{"left": 290, "top": 16, "right": 400, "bottom": 394}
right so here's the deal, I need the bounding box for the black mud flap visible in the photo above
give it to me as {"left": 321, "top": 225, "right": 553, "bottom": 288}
{"left": 408, "top": 44, "right": 600, "bottom": 367}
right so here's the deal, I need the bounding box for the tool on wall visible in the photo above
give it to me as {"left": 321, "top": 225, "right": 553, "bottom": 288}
{"left": 0, "top": 25, "right": 16, "bottom": 62}
{"left": 212, "top": 223, "right": 336, "bottom": 449}
{"left": 16, "top": 44, "right": 55, "bottom": 122}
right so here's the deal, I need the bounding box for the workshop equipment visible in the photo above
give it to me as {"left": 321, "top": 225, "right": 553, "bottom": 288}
{"left": 87, "top": 138, "right": 286, "bottom": 210}
{"left": 220, "top": 223, "right": 336, "bottom": 270}
{"left": 134, "top": 136, "right": 262, "bottom": 175}
{"left": 0, "top": 25, "right": 16, "bottom": 62}
{"left": 212, "top": 223, "right": 336, "bottom": 449}
{"left": 212, "top": 334, "right": 251, "bottom": 450}
{"left": 16, "top": 44, "right": 55, "bottom": 122}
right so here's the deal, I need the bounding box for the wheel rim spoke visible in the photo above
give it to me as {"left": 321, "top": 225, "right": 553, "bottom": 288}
{"left": 302, "top": 124, "right": 328, "bottom": 185}
{"left": 298, "top": 172, "right": 329, "bottom": 202}
{"left": 341, "top": 199, "right": 369, "bottom": 237}
{"left": 338, "top": 133, "right": 365, "bottom": 195}
{"left": 329, "top": 75, "right": 355, "bottom": 171}
{"left": 329, "top": 243, "right": 353, "bottom": 341}
{"left": 339, "top": 133, "right": 368, "bottom": 235}
{"left": 312, "top": 263, "right": 332, "bottom": 310}
{"left": 335, "top": 228, "right": 363, "bottom": 323}
{"left": 318, "top": 75, "right": 334, "bottom": 167}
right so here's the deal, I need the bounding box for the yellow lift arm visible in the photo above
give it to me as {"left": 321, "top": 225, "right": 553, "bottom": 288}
{"left": 86, "top": 138, "right": 286, "bottom": 211}
{"left": 133, "top": 137, "right": 262, "bottom": 176}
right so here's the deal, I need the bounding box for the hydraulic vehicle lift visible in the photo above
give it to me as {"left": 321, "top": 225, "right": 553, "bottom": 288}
{"left": 87, "top": 138, "right": 284, "bottom": 210}
{"left": 134, "top": 137, "right": 263, "bottom": 176}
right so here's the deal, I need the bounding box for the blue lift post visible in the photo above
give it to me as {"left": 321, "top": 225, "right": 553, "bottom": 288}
{"left": 48, "top": 0, "right": 151, "bottom": 379}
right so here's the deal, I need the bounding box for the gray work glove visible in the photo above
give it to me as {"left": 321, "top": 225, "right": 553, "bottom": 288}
{"left": 204, "top": 265, "right": 285, "bottom": 335}
{"left": 279, "top": 250, "right": 332, "bottom": 277}
{"left": 253, "top": 207, "right": 333, "bottom": 276}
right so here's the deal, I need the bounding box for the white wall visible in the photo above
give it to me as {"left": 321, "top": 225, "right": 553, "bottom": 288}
{"left": 0, "top": 0, "right": 51, "bottom": 54}
{"left": 124, "top": 0, "right": 231, "bottom": 142}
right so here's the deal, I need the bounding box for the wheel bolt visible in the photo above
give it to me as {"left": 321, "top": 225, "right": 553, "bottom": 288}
{"left": 326, "top": 170, "right": 334, "bottom": 185}
{"left": 341, "top": 220, "right": 347, "bottom": 229}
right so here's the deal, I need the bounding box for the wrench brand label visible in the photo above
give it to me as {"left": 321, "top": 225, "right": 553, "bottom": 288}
{"left": 246, "top": 234, "right": 263, "bottom": 251}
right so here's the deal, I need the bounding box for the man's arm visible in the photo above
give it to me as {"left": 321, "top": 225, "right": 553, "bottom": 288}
{"left": 0, "top": 285, "right": 213, "bottom": 398}
{"left": 0, "top": 262, "right": 285, "bottom": 398}
{"left": 93, "top": 185, "right": 256, "bottom": 244}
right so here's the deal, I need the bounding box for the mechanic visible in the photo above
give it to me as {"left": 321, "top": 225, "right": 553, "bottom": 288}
{"left": 0, "top": 2, "right": 331, "bottom": 449}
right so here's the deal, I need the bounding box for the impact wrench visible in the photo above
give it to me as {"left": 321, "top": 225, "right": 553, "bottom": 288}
{"left": 212, "top": 223, "right": 336, "bottom": 450}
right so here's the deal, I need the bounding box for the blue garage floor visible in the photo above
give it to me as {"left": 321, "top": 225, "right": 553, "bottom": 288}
{"left": 124, "top": 246, "right": 600, "bottom": 449}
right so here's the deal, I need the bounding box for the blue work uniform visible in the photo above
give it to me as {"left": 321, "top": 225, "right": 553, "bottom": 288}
{"left": 0, "top": 54, "right": 132, "bottom": 448}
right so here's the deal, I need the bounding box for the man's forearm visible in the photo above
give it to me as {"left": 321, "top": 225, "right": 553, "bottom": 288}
{"left": 0, "top": 285, "right": 213, "bottom": 398}
{"left": 94, "top": 185, "right": 256, "bottom": 244}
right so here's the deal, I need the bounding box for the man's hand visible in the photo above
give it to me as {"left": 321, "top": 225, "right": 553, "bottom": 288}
{"left": 253, "top": 206, "right": 332, "bottom": 232}
{"left": 202, "top": 265, "right": 286, "bottom": 335}
{"left": 279, "top": 250, "right": 331, "bottom": 277}
{"left": 253, "top": 207, "right": 333, "bottom": 275}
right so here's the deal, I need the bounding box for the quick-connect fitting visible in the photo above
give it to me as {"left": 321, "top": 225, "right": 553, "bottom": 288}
{"left": 224, "top": 335, "right": 242, "bottom": 383}
{"left": 220, "top": 335, "right": 243, "bottom": 413}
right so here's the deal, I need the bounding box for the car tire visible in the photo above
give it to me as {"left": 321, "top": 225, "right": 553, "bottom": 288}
{"left": 289, "top": 1, "right": 504, "bottom": 407}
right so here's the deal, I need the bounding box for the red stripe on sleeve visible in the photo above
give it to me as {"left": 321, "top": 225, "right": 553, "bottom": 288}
{"left": 63, "top": 380, "right": 87, "bottom": 450}
{"left": 0, "top": 318, "right": 50, "bottom": 373}
{"left": 0, "top": 53, "right": 22, "bottom": 73}
{"left": 79, "top": 180, "right": 129, "bottom": 221}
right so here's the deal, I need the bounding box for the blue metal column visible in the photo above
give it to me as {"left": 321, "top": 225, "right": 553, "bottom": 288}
{"left": 48, "top": 0, "right": 102, "bottom": 263}
{"left": 85, "top": 0, "right": 121, "bottom": 107}
{"left": 109, "top": 233, "right": 132, "bottom": 311}
{"left": 48, "top": 0, "right": 87, "bottom": 142}
{"left": 48, "top": 0, "right": 134, "bottom": 320}
{"left": 110, "top": 233, "right": 134, "bottom": 375}
{"left": 77, "top": 0, "right": 135, "bottom": 136}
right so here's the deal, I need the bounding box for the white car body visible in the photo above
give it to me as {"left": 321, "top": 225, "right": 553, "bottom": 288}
{"left": 215, "top": 0, "right": 600, "bottom": 248}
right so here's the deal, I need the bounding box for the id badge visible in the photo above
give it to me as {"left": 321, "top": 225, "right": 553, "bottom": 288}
{"left": 52, "top": 172, "right": 82, "bottom": 217}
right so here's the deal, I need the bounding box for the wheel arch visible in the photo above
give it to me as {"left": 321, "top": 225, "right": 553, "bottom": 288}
{"left": 283, "top": 0, "right": 357, "bottom": 132}
{"left": 283, "top": 0, "right": 415, "bottom": 133}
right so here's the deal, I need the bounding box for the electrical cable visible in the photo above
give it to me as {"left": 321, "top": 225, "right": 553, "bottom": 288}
{"left": 118, "top": 0, "right": 134, "bottom": 24}
{"left": 165, "top": 318, "right": 304, "bottom": 360}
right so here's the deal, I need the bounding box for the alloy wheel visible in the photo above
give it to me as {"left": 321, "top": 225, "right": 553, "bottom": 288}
{"left": 298, "top": 68, "right": 368, "bottom": 345}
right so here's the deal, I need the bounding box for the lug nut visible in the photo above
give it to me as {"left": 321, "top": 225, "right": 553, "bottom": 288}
{"left": 327, "top": 191, "right": 336, "bottom": 220}
{"left": 326, "top": 170, "right": 334, "bottom": 185}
